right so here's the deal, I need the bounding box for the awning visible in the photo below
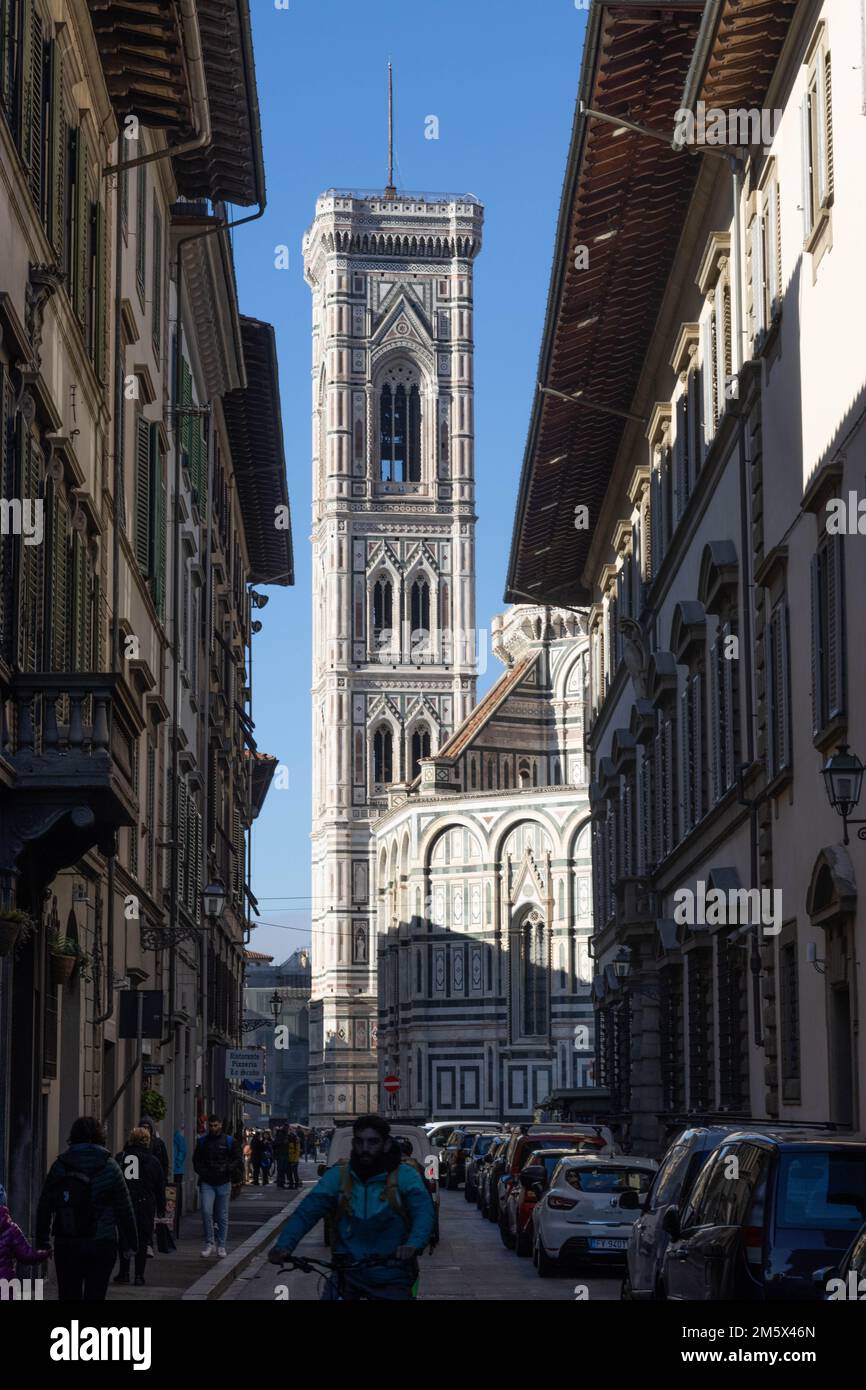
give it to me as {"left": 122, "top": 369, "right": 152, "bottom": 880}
{"left": 222, "top": 318, "right": 294, "bottom": 587}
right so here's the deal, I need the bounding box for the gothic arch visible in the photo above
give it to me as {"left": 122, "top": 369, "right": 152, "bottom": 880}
{"left": 493, "top": 813, "right": 560, "bottom": 866}
{"left": 421, "top": 817, "right": 488, "bottom": 870}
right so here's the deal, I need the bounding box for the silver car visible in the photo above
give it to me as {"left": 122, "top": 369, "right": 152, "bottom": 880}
{"left": 531, "top": 1154, "right": 658, "bottom": 1276}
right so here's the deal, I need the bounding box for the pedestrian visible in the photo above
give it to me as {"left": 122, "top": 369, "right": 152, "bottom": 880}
{"left": 259, "top": 1132, "right": 274, "bottom": 1186}
{"left": 250, "top": 1130, "right": 265, "bottom": 1185}
{"left": 36, "top": 1115, "right": 138, "bottom": 1302}
{"left": 192, "top": 1114, "right": 243, "bottom": 1258}
{"left": 306, "top": 1130, "right": 318, "bottom": 1161}
{"left": 137, "top": 1116, "right": 170, "bottom": 1182}
{"left": 273, "top": 1126, "right": 290, "bottom": 1189}
{"left": 114, "top": 1126, "right": 166, "bottom": 1287}
{"left": 243, "top": 1132, "right": 253, "bottom": 1184}
{"left": 286, "top": 1127, "right": 302, "bottom": 1189}
{"left": 0, "top": 1182, "right": 51, "bottom": 1295}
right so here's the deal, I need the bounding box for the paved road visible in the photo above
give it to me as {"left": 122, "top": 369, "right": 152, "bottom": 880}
{"left": 225, "top": 1173, "right": 622, "bottom": 1302}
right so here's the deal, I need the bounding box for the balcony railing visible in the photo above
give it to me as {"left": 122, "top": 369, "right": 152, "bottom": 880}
{"left": 2, "top": 674, "right": 119, "bottom": 761}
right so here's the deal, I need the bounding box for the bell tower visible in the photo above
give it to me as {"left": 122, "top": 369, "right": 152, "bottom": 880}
{"left": 304, "top": 187, "right": 483, "bottom": 1124}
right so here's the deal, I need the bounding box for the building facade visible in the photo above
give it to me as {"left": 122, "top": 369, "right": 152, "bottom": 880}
{"left": 373, "top": 606, "right": 594, "bottom": 1122}
{"left": 507, "top": 0, "right": 866, "bottom": 1152}
{"left": 244, "top": 949, "right": 311, "bottom": 1125}
{"left": 303, "top": 189, "right": 483, "bottom": 1125}
{"left": 0, "top": 0, "right": 292, "bottom": 1228}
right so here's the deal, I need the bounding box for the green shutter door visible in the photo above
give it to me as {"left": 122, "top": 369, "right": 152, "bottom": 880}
{"left": 21, "top": 1, "right": 43, "bottom": 204}
{"left": 49, "top": 40, "right": 64, "bottom": 257}
{"left": 93, "top": 197, "right": 106, "bottom": 380}
{"left": 50, "top": 486, "right": 69, "bottom": 672}
{"left": 74, "top": 128, "right": 88, "bottom": 325}
{"left": 17, "top": 431, "right": 42, "bottom": 672}
{"left": 134, "top": 416, "right": 151, "bottom": 574}
{"left": 150, "top": 424, "right": 166, "bottom": 620}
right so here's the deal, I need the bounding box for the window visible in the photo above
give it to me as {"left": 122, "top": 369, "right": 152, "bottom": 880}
{"left": 811, "top": 533, "right": 845, "bottom": 736}
{"left": 380, "top": 381, "right": 421, "bottom": 481}
{"left": 520, "top": 915, "right": 547, "bottom": 1036}
{"left": 779, "top": 929, "right": 801, "bottom": 1099}
{"left": 373, "top": 725, "right": 393, "bottom": 784}
{"left": 681, "top": 667, "right": 706, "bottom": 832}
{"left": 409, "top": 577, "right": 430, "bottom": 660}
{"left": 777, "top": 1151, "right": 866, "bottom": 1233}
{"left": 133, "top": 418, "right": 166, "bottom": 619}
{"left": 767, "top": 601, "right": 791, "bottom": 776}
{"left": 410, "top": 726, "right": 430, "bottom": 780}
{"left": 136, "top": 163, "right": 147, "bottom": 300}
{"left": 751, "top": 169, "right": 781, "bottom": 344}
{"left": 372, "top": 575, "right": 392, "bottom": 640}
{"left": 710, "top": 620, "right": 738, "bottom": 800}
{"left": 152, "top": 205, "right": 162, "bottom": 351}
{"left": 801, "top": 34, "right": 834, "bottom": 242}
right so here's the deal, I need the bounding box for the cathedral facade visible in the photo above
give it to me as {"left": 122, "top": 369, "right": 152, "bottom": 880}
{"left": 304, "top": 191, "right": 483, "bottom": 1125}
{"left": 373, "top": 607, "right": 594, "bottom": 1122}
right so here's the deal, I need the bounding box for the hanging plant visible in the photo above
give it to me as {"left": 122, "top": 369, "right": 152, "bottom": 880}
{"left": 141, "top": 1089, "right": 167, "bottom": 1123}
{"left": 0, "top": 910, "right": 33, "bottom": 958}
{"left": 47, "top": 931, "right": 93, "bottom": 982}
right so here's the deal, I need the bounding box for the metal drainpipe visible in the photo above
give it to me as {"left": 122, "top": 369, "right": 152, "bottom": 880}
{"left": 200, "top": 409, "right": 215, "bottom": 1113}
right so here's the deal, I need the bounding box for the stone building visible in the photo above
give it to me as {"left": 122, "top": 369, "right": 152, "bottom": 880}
{"left": 373, "top": 605, "right": 594, "bottom": 1122}
{"left": 507, "top": 0, "right": 866, "bottom": 1151}
{"left": 303, "top": 188, "right": 483, "bottom": 1125}
{"left": 0, "top": 0, "right": 292, "bottom": 1227}
{"left": 244, "top": 949, "right": 311, "bottom": 1125}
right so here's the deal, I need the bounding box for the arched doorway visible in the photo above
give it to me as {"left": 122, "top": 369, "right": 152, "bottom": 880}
{"left": 806, "top": 846, "right": 858, "bottom": 1128}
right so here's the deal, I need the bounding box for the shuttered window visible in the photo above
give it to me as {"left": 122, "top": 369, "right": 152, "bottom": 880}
{"left": 146, "top": 740, "right": 156, "bottom": 892}
{"left": 802, "top": 37, "right": 834, "bottom": 241}
{"left": 674, "top": 392, "right": 688, "bottom": 523}
{"left": 48, "top": 483, "right": 69, "bottom": 672}
{"left": 811, "top": 534, "right": 846, "bottom": 735}
{"left": 767, "top": 602, "right": 792, "bottom": 777}
{"left": 128, "top": 738, "right": 139, "bottom": 879}
{"left": 136, "top": 163, "right": 147, "bottom": 299}
{"left": 21, "top": 0, "right": 42, "bottom": 204}
{"left": 133, "top": 419, "right": 166, "bottom": 620}
{"left": 17, "top": 429, "right": 42, "bottom": 672}
{"left": 0, "top": 364, "right": 15, "bottom": 663}
{"left": 152, "top": 205, "right": 162, "bottom": 352}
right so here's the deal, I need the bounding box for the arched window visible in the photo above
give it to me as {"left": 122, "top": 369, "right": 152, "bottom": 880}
{"left": 410, "top": 578, "right": 430, "bottom": 633}
{"left": 521, "top": 915, "right": 547, "bottom": 1036}
{"left": 373, "top": 577, "right": 392, "bottom": 640}
{"left": 373, "top": 726, "right": 393, "bottom": 784}
{"left": 518, "top": 760, "right": 530, "bottom": 789}
{"left": 410, "top": 725, "right": 431, "bottom": 780}
{"left": 380, "top": 380, "right": 422, "bottom": 482}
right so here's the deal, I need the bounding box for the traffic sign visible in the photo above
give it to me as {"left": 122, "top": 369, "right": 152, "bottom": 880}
{"left": 383, "top": 1074, "right": 400, "bottom": 1094}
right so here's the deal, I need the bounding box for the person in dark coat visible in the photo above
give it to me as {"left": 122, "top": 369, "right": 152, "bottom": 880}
{"left": 114, "top": 1127, "right": 167, "bottom": 1286}
{"left": 273, "top": 1126, "right": 290, "bottom": 1189}
{"left": 36, "top": 1116, "right": 138, "bottom": 1302}
{"left": 192, "top": 1115, "right": 244, "bottom": 1257}
{"left": 137, "top": 1116, "right": 169, "bottom": 1181}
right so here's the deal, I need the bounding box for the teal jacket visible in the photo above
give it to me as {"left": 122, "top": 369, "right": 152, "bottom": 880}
{"left": 274, "top": 1157, "right": 434, "bottom": 1288}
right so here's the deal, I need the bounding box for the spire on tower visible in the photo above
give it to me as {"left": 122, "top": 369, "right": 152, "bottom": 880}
{"left": 385, "top": 60, "right": 396, "bottom": 199}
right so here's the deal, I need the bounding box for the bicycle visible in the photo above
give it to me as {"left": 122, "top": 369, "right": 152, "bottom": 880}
{"left": 278, "top": 1252, "right": 421, "bottom": 1301}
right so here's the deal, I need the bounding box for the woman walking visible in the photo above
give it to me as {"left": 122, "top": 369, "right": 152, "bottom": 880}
{"left": 115, "top": 1126, "right": 166, "bottom": 1287}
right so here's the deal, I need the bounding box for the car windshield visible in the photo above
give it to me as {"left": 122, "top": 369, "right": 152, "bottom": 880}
{"left": 777, "top": 1151, "right": 866, "bottom": 1231}
{"left": 564, "top": 1166, "right": 653, "bottom": 1194}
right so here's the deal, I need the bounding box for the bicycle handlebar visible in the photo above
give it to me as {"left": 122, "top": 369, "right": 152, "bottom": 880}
{"left": 279, "top": 1253, "right": 408, "bottom": 1274}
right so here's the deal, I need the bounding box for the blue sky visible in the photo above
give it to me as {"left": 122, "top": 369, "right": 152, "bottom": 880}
{"left": 234, "top": 0, "right": 588, "bottom": 962}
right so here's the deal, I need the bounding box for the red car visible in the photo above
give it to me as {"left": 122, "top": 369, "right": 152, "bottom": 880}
{"left": 502, "top": 1148, "right": 583, "bottom": 1255}
{"left": 497, "top": 1126, "right": 614, "bottom": 1252}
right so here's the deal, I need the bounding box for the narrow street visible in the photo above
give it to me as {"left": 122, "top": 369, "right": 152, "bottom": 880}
{"left": 225, "top": 1166, "right": 621, "bottom": 1301}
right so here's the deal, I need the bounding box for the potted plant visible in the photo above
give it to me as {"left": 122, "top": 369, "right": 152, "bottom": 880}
{"left": 141, "top": 1089, "right": 167, "bottom": 1124}
{"left": 47, "top": 931, "right": 92, "bottom": 987}
{"left": 0, "top": 910, "right": 33, "bottom": 958}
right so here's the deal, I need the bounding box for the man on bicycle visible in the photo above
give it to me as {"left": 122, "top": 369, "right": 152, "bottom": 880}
{"left": 267, "top": 1114, "right": 434, "bottom": 1300}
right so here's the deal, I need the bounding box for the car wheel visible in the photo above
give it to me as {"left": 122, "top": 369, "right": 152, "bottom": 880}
{"left": 620, "top": 1273, "right": 634, "bottom": 1300}
{"left": 499, "top": 1216, "right": 516, "bottom": 1250}
{"left": 535, "top": 1237, "right": 556, "bottom": 1278}
{"left": 516, "top": 1226, "right": 532, "bottom": 1258}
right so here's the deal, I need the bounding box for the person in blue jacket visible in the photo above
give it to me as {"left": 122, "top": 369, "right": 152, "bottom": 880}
{"left": 267, "top": 1114, "right": 434, "bottom": 1300}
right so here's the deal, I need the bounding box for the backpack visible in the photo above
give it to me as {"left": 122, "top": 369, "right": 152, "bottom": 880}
{"left": 46, "top": 1157, "right": 109, "bottom": 1240}
{"left": 335, "top": 1158, "right": 438, "bottom": 1250}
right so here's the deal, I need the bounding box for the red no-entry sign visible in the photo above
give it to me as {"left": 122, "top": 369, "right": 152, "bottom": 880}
{"left": 383, "top": 1074, "right": 400, "bottom": 1094}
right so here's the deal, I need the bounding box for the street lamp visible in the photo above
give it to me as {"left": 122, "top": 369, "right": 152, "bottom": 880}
{"left": 612, "top": 945, "right": 632, "bottom": 980}
{"left": 821, "top": 745, "right": 866, "bottom": 845}
{"left": 269, "top": 990, "right": 283, "bottom": 1023}
{"left": 202, "top": 879, "right": 227, "bottom": 923}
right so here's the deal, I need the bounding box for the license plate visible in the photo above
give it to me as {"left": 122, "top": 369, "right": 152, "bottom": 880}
{"left": 588, "top": 1238, "right": 627, "bottom": 1251}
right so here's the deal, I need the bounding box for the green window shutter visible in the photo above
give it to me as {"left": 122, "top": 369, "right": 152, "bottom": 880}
{"left": 129, "top": 738, "right": 139, "bottom": 878}
{"left": 133, "top": 416, "right": 151, "bottom": 574}
{"left": 150, "top": 424, "right": 166, "bottom": 620}
{"left": 193, "top": 805, "right": 202, "bottom": 923}
{"left": 146, "top": 740, "right": 156, "bottom": 892}
{"left": 179, "top": 356, "right": 192, "bottom": 468}
{"left": 1, "top": 0, "right": 15, "bottom": 116}
{"left": 73, "top": 127, "right": 88, "bottom": 326}
{"left": 17, "top": 431, "right": 42, "bottom": 672}
{"left": 0, "top": 364, "right": 11, "bottom": 659}
{"left": 93, "top": 198, "right": 106, "bottom": 380}
{"left": 50, "top": 486, "right": 69, "bottom": 672}
{"left": 48, "top": 41, "right": 64, "bottom": 258}
{"left": 176, "top": 778, "right": 187, "bottom": 908}
{"left": 152, "top": 205, "right": 162, "bottom": 351}
{"left": 21, "top": 0, "right": 43, "bottom": 203}
{"left": 70, "top": 529, "right": 92, "bottom": 671}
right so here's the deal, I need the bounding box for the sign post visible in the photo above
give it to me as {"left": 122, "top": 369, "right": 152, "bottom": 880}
{"left": 383, "top": 1074, "right": 400, "bottom": 1114}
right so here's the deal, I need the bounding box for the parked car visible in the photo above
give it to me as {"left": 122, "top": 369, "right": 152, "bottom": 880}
{"left": 479, "top": 1133, "right": 511, "bottom": 1220}
{"left": 820, "top": 1218, "right": 866, "bottom": 1300}
{"left": 496, "top": 1125, "right": 616, "bottom": 1244}
{"left": 623, "top": 1124, "right": 751, "bottom": 1300}
{"left": 425, "top": 1120, "right": 502, "bottom": 1178}
{"left": 441, "top": 1127, "right": 490, "bottom": 1190}
{"left": 531, "top": 1155, "right": 658, "bottom": 1276}
{"left": 464, "top": 1133, "right": 499, "bottom": 1203}
{"left": 502, "top": 1147, "right": 584, "bottom": 1255}
{"left": 661, "top": 1132, "right": 866, "bottom": 1301}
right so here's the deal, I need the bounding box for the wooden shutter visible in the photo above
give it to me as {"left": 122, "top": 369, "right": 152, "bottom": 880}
{"left": 722, "top": 624, "right": 736, "bottom": 789}
{"left": 93, "top": 198, "right": 106, "bottom": 380}
{"left": 663, "top": 713, "right": 676, "bottom": 852}
{"left": 680, "top": 684, "right": 691, "bottom": 832}
{"left": 146, "top": 740, "right": 156, "bottom": 892}
{"left": 129, "top": 739, "right": 139, "bottom": 878}
{"left": 768, "top": 607, "right": 791, "bottom": 777}
{"left": 134, "top": 417, "right": 150, "bottom": 573}
{"left": 692, "top": 670, "right": 704, "bottom": 822}
{"left": 49, "top": 487, "right": 69, "bottom": 672}
{"left": 48, "top": 39, "right": 64, "bottom": 257}
{"left": 826, "top": 534, "right": 845, "bottom": 719}
{"left": 21, "top": 1, "right": 43, "bottom": 204}
{"left": 714, "top": 285, "right": 726, "bottom": 419}
{"left": 709, "top": 638, "right": 721, "bottom": 802}
{"left": 17, "top": 432, "right": 42, "bottom": 672}
{"left": 817, "top": 46, "right": 832, "bottom": 207}
{"left": 150, "top": 424, "right": 166, "bottom": 620}
{"left": 650, "top": 462, "right": 661, "bottom": 578}
{"left": 800, "top": 97, "right": 813, "bottom": 241}
{"left": 751, "top": 215, "right": 765, "bottom": 340}
{"left": 1, "top": 0, "right": 14, "bottom": 115}
{"left": 810, "top": 552, "right": 822, "bottom": 734}
{"left": 136, "top": 164, "right": 146, "bottom": 295}
{"left": 73, "top": 127, "right": 88, "bottom": 325}
{"left": 674, "top": 392, "right": 688, "bottom": 522}
{"left": 0, "top": 365, "right": 12, "bottom": 659}
{"left": 176, "top": 778, "right": 187, "bottom": 909}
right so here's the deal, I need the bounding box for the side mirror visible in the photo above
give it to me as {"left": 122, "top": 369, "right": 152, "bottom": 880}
{"left": 662, "top": 1207, "right": 681, "bottom": 1241}
{"left": 619, "top": 1189, "right": 641, "bottom": 1211}
{"left": 317, "top": 1163, "right": 326, "bottom": 1177}
{"left": 519, "top": 1165, "right": 546, "bottom": 1189}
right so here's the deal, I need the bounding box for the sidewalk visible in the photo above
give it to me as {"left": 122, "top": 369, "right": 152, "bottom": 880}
{"left": 41, "top": 1165, "right": 315, "bottom": 1302}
